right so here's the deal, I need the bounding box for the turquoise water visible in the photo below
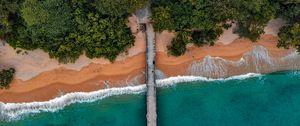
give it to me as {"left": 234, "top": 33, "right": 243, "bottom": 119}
{"left": 2, "top": 71, "right": 300, "bottom": 126}
{"left": 157, "top": 71, "right": 300, "bottom": 126}
{"left": 1, "top": 95, "right": 147, "bottom": 126}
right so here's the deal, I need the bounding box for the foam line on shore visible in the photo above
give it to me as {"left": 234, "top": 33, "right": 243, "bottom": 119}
{"left": 156, "top": 73, "right": 261, "bottom": 87}
{"left": 0, "top": 73, "right": 261, "bottom": 121}
{"left": 0, "top": 85, "right": 146, "bottom": 121}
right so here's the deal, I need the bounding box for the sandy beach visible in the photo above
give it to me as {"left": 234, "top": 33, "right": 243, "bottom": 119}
{"left": 1, "top": 18, "right": 299, "bottom": 103}
{"left": 157, "top": 34, "right": 295, "bottom": 76}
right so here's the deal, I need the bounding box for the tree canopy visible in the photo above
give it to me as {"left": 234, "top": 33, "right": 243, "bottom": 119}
{"left": 1, "top": 0, "right": 147, "bottom": 63}
{"left": 1, "top": 0, "right": 300, "bottom": 59}
{"left": 0, "top": 0, "right": 18, "bottom": 37}
{"left": 94, "top": 0, "right": 147, "bottom": 17}
{"left": 167, "top": 31, "right": 190, "bottom": 56}
{"left": 0, "top": 68, "right": 15, "bottom": 89}
{"left": 69, "top": 0, "right": 138, "bottom": 61}
{"left": 231, "top": 0, "right": 276, "bottom": 41}
{"left": 151, "top": 0, "right": 277, "bottom": 56}
{"left": 275, "top": 0, "right": 300, "bottom": 52}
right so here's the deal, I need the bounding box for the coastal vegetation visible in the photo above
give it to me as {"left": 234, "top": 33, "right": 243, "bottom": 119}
{"left": 1, "top": 0, "right": 300, "bottom": 59}
{"left": 275, "top": 1, "right": 300, "bottom": 52}
{"left": 0, "top": 0, "right": 18, "bottom": 38}
{"left": 151, "top": 0, "right": 300, "bottom": 56}
{"left": 151, "top": 0, "right": 228, "bottom": 56}
{"left": 0, "top": 0, "right": 147, "bottom": 63}
{"left": 0, "top": 68, "right": 15, "bottom": 89}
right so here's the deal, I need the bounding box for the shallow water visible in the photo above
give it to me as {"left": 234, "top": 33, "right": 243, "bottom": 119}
{"left": 157, "top": 71, "right": 300, "bottom": 126}
{"left": 1, "top": 71, "right": 300, "bottom": 126}
{"left": 1, "top": 94, "right": 147, "bottom": 126}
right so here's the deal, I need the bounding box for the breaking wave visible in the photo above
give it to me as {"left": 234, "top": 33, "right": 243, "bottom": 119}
{"left": 0, "top": 73, "right": 261, "bottom": 121}
{"left": 156, "top": 73, "right": 261, "bottom": 87}
{"left": 189, "top": 46, "right": 300, "bottom": 77}
{"left": 190, "top": 46, "right": 273, "bottom": 77}
{"left": 2, "top": 45, "right": 300, "bottom": 121}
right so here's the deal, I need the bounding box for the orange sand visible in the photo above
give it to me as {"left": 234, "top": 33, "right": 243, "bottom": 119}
{"left": 0, "top": 34, "right": 292, "bottom": 103}
{"left": 0, "top": 19, "right": 292, "bottom": 103}
{"left": 0, "top": 53, "right": 146, "bottom": 102}
{"left": 156, "top": 34, "right": 291, "bottom": 76}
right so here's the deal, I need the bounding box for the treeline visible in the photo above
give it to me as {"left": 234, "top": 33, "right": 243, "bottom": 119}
{"left": 151, "top": 0, "right": 300, "bottom": 56}
{"left": 276, "top": 1, "right": 300, "bottom": 52}
{"left": 0, "top": 0, "right": 147, "bottom": 63}
{"left": 0, "top": 0, "right": 147, "bottom": 88}
{"left": 2, "top": 0, "right": 299, "bottom": 59}
{"left": 0, "top": 68, "right": 15, "bottom": 89}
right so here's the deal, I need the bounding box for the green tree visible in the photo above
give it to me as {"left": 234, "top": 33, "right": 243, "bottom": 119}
{"left": 167, "top": 31, "right": 190, "bottom": 56}
{"left": 277, "top": 23, "right": 300, "bottom": 52}
{"left": 275, "top": 0, "right": 300, "bottom": 52}
{"left": 9, "top": 0, "right": 79, "bottom": 63}
{"left": 93, "top": 0, "right": 147, "bottom": 17}
{"left": 21, "top": 0, "right": 74, "bottom": 37}
{"left": 5, "top": 0, "right": 146, "bottom": 63}
{"left": 0, "top": 0, "right": 18, "bottom": 37}
{"left": 151, "top": 6, "right": 174, "bottom": 32}
{"left": 191, "top": 28, "right": 223, "bottom": 46}
{"left": 152, "top": 0, "right": 277, "bottom": 56}
{"left": 151, "top": 0, "right": 232, "bottom": 55}
{"left": 67, "top": 0, "right": 140, "bottom": 62}
{"left": 0, "top": 68, "right": 15, "bottom": 89}
{"left": 69, "top": 1, "right": 135, "bottom": 61}
{"left": 273, "top": 0, "right": 300, "bottom": 23}
{"left": 21, "top": 0, "right": 49, "bottom": 26}
{"left": 231, "top": 0, "right": 276, "bottom": 41}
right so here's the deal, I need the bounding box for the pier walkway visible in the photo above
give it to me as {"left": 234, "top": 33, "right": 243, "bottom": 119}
{"left": 136, "top": 3, "right": 157, "bottom": 126}
{"left": 145, "top": 23, "right": 156, "bottom": 126}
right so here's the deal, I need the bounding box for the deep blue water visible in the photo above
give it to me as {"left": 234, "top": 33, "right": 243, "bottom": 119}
{"left": 1, "top": 71, "right": 300, "bottom": 126}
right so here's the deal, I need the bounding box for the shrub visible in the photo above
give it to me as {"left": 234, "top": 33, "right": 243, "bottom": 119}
{"left": 0, "top": 68, "right": 15, "bottom": 89}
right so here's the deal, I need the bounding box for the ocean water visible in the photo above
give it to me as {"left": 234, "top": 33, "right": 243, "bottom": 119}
{"left": 1, "top": 94, "right": 147, "bottom": 126}
{"left": 1, "top": 71, "right": 300, "bottom": 126}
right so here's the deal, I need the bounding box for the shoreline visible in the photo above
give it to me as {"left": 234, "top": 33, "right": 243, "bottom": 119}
{"left": 1, "top": 73, "right": 263, "bottom": 121}
{"left": 156, "top": 34, "right": 296, "bottom": 77}
{"left": 0, "top": 53, "right": 146, "bottom": 103}
{"left": 1, "top": 34, "right": 300, "bottom": 103}
{"left": 0, "top": 18, "right": 298, "bottom": 103}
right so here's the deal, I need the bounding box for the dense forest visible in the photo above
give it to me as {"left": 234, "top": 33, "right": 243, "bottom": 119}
{"left": 1, "top": 0, "right": 300, "bottom": 59}
{"left": 151, "top": 0, "right": 300, "bottom": 56}
{"left": 276, "top": 0, "right": 300, "bottom": 52}
{"left": 0, "top": 0, "right": 147, "bottom": 63}
{"left": 0, "top": 0, "right": 147, "bottom": 88}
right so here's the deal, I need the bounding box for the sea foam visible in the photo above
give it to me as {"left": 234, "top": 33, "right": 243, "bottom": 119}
{"left": 190, "top": 46, "right": 274, "bottom": 77}
{"left": 156, "top": 73, "right": 261, "bottom": 87}
{"left": 0, "top": 85, "right": 146, "bottom": 121}
{"left": 0, "top": 73, "right": 261, "bottom": 121}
